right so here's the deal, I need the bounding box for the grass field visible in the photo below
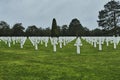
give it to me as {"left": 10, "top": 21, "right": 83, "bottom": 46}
{"left": 0, "top": 38, "right": 120, "bottom": 80}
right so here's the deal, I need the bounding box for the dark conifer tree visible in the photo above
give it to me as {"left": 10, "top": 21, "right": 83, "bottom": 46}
{"left": 51, "top": 18, "right": 59, "bottom": 37}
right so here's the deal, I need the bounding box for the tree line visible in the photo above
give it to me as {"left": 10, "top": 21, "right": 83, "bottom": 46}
{"left": 0, "top": 18, "right": 106, "bottom": 37}
{"left": 0, "top": 0, "right": 120, "bottom": 37}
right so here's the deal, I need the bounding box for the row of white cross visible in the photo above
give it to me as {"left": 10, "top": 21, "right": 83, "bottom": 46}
{"left": 82, "top": 36, "right": 120, "bottom": 50}
{"left": 1, "top": 36, "right": 119, "bottom": 54}
{"left": 0, "top": 37, "right": 82, "bottom": 54}
{"left": 29, "top": 37, "right": 77, "bottom": 52}
{"left": 0, "top": 37, "right": 27, "bottom": 48}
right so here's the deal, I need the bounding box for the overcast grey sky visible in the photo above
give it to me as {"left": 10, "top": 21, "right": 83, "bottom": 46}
{"left": 0, "top": 0, "right": 113, "bottom": 30}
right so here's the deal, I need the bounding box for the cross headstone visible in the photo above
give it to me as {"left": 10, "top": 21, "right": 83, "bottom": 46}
{"left": 59, "top": 38, "right": 63, "bottom": 48}
{"left": 98, "top": 38, "right": 102, "bottom": 51}
{"left": 113, "top": 37, "right": 117, "bottom": 49}
{"left": 74, "top": 37, "right": 82, "bottom": 54}
{"left": 93, "top": 38, "right": 97, "bottom": 48}
{"left": 106, "top": 38, "right": 109, "bottom": 46}
{"left": 44, "top": 37, "right": 49, "bottom": 47}
{"left": 52, "top": 37, "right": 58, "bottom": 52}
{"left": 8, "top": 37, "right": 11, "bottom": 47}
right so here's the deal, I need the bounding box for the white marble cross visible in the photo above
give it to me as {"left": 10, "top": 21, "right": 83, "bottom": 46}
{"left": 98, "top": 38, "right": 102, "bottom": 51}
{"left": 59, "top": 38, "right": 63, "bottom": 48}
{"left": 106, "top": 38, "right": 109, "bottom": 46}
{"left": 52, "top": 37, "right": 58, "bottom": 52}
{"left": 35, "top": 43, "right": 38, "bottom": 50}
{"left": 34, "top": 39, "right": 39, "bottom": 50}
{"left": 74, "top": 37, "right": 82, "bottom": 54}
{"left": 8, "top": 37, "right": 11, "bottom": 47}
{"left": 93, "top": 38, "right": 97, "bottom": 48}
{"left": 63, "top": 39, "right": 66, "bottom": 46}
{"left": 44, "top": 37, "right": 49, "bottom": 47}
{"left": 113, "top": 37, "right": 117, "bottom": 49}
{"left": 20, "top": 37, "right": 27, "bottom": 49}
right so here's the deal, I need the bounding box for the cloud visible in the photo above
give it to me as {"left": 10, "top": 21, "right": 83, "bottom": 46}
{"left": 0, "top": 0, "right": 111, "bottom": 29}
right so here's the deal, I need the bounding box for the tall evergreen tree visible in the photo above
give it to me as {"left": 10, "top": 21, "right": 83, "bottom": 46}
{"left": 61, "top": 25, "right": 69, "bottom": 36}
{"left": 26, "top": 25, "right": 39, "bottom": 36}
{"left": 0, "top": 21, "right": 11, "bottom": 36}
{"left": 12, "top": 23, "right": 25, "bottom": 36}
{"left": 98, "top": 0, "right": 120, "bottom": 35}
{"left": 69, "top": 18, "right": 84, "bottom": 36}
{"left": 51, "top": 18, "right": 59, "bottom": 37}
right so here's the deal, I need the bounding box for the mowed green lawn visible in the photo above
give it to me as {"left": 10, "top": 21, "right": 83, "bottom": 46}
{"left": 0, "top": 38, "right": 120, "bottom": 80}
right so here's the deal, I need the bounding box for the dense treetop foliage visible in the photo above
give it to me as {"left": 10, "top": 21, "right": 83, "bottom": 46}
{"left": 51, "top": 18, "right": 59, "bottom": 37}
{"left": 98, "top": 0, "right": 120, "bottom": 35}
{"left": 0, "top": 19, "right": 105, "bottom": 36}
